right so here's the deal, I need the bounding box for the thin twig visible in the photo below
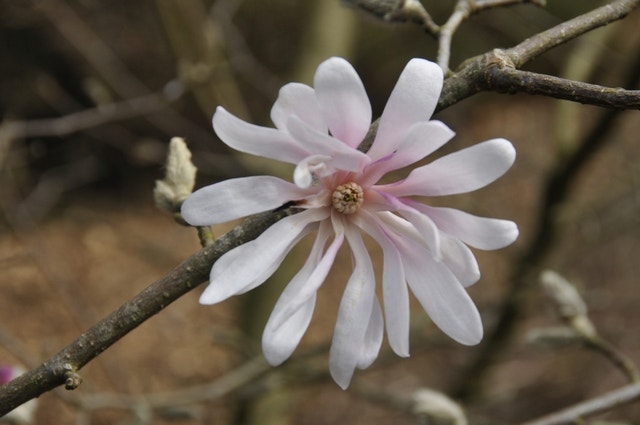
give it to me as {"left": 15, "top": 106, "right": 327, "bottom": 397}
{"left": 1, "top": 0, "right": 639, "bottom": 417}
{"left": 454, "top": 10, "right": 640, "bottom": 400}
{"left": 519, "top": 381, "right": 640, "bottom": 425}
{"left": 0, "top": 85, "right": 183, "bottom": 140}
{"left": 507, "top": 0, "right": 640, "bottom": 67}
{"left": 486, "top": 67, "right": 640, "bottom": 109}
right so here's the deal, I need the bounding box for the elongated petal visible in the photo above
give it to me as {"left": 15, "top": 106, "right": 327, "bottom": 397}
{"left": 199, "top": 208, "right": 328, "bottom": 305}
{"left": 329, "top": 221, "right": 376, "bottom": 389}
{"left": 375, "top": 193, "right": 442, "bottom": 261}
{"left": 440, "top": 233, "right": 481, "bottom": 288}
{"left": 287, "top": 116, "right": 370, "bottom": 173}
{"left": 382, "top": 138, "right": 516, "bottom": 197}
{"left": 271, "top": 82, "right": 327, "bottom": 133}
{"left": 417, "top": 205, "right": 519, "bottom": 250}
{"left": 267, "top": 222, "right": 343, "bottom": 332}
{"left": 357, "top": 297, "right": 384, "bottom": 369}
{"left": 213, "top": 107, "right": 309, "bottom": 164}
{"left": 314, "top": 57, "right": 371, "bottom": 147}
{"left": 262, "top": 222, "right": 336, "bottom": 365}
{"left": 367, "top": 59, "right": 443, "bottom": 160}
{"left": 363, "top": 121, "right": 455, "bottom": 185}
{"left": 182, "top": 176, "right": 313, "bottom": 225}
{"left": 263, "top": 294, "right": 316, "bottom": 366}
{"left": 394, "top": 234, "right": 483, "bottom": 345}
{"left": 355, "top": 211, "right": 410, "bottom": 357}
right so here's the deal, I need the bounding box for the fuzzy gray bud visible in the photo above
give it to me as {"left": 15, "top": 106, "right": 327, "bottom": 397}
{"left": 154, "top": 137, "right": 197, "bottom": 214}
{"left": 342, "top": 0, "right": 428, "bottom": 23}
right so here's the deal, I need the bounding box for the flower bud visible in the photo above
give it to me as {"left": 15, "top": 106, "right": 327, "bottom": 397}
{"left": 342, "top": 0, "right": 428, "bottom": 23}
{"left": 154, "top": 137, "right": 197, "bottom": 214}
{"left": 540, "top": 270, "right": 597, "bottom": 339}
{"left": 412, "top": 388, "right": 468, "bottom": 425}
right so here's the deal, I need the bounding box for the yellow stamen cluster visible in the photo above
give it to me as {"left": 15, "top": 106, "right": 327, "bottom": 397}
{"left": 332, "top": 182, "right": 364, "bottom": 214}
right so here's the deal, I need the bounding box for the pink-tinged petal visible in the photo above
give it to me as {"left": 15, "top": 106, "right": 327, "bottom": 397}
{"left": 374, "top": 193, "right": 442, "bottom": 261}
{"left": 397, "top": 235, "right": 483, "bottom": 345}
{"left": 314, "top": 57, "right": 372, "bottom": 147}
{"left": 382, "top": 138, "right": 516, "bottom": 197}
{"left": 363, "top": 121, "right": 455, "bottom": 185}
{"left": 267, "top": 222, "right": 343, "bottom": 333}
{"left": 287, "top": 117, "right": 370, "bottom": 173}
{"left": 354, "top": 211, "right": 410, "bottom": 357}
{"left": 417, "top": 205, "right": 519, "bottom": 250}
{"left": 263, "top": 295, "right": 316, "bottom": 366}
{"left": 271, "top": 82, "right": 327, "bottom": 133}
{"left": 213, "top": 106, "right": 309, "bottom": 164}
{"left": 262, "top": 222, "right": 336, "bottom": 365}
{"left": 357, "top": 297, "right": 384, "bottom": 369}
{"left": 329, "top": 219, "right": 376, "bottom": 389}
{"left": 293, "top": 154, "right": 332, "bottom": 188}
{"left": 182, "top": 176, "right": 314, "bottom": 225}
{"left": 199, "top": 208, "right": 328, "bottom": 305}
{"left": 440, "top": 234, "right": 481, "bottom": 288}
{"left": 367, "top": 58, "right": 443, "bottom": 161}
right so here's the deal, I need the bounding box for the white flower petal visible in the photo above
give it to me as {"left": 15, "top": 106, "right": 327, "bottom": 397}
{"left": 382, "top": 138, "right": 516, "bottom": 197}
{"left": 213, "top": 106, "right": 309, "bottom": 164}
{"left": 440, "top": 233, "right": 481, "bottom": 288}
{"left": 357, "top": 297, "right": 384, "bottom": 369}
{"left": 293, "top": 154, "right": 332, "bottom": 188}
{"left": 314, "top": 57, "right": 372, "bottom": 147}
{"left": 418, "top": 205, "right": 519, "bottom": 250}
{"left": 329, "top": 221, "right": 376, "bottom": 389}
{"left": 364, "top": 121, "right": 455, "bottom": 185}
{"left": 287, "top": 116, "right": 370, "bottom": 173}
{"left": 262, "top": 295, "right": 316, "bottom": 366}
{"left": 271, "top": 82, "right": 327, "bottom": 133}
{"left": 355, "top": 211, "right": 410, "bottom": 357}
{"left": 374, "top": 193, "right": 443, "bottom": 261}
{"left": 262, "top": 222, "right": 336, "bottom": 365}
{"left": 181, "top": 176, "right": 313, "bottom": 225}
{"left": 367, "top": 58, "right": 443, "bottom": 161}
{"left": 391, "top": 233, "right": 483, "bottom": 345}
{"left": 199, "top": 209, "right": 328, "bottom": 305}
{"left": 267, "top": 223, "right": 344, "bottom": 332}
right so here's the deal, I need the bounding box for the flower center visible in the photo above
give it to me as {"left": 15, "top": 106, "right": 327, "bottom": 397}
{"left": 332, "top": 182, "right": 364, "bottom": 214}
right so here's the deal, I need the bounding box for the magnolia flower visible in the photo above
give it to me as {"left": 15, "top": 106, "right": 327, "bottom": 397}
{"left": 182, "top": 57, "right": 518, "bottom": 388}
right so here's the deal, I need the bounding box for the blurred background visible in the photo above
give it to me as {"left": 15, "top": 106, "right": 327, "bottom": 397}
{"left": 0, "top": 0, "right": 639, "bottom": 424}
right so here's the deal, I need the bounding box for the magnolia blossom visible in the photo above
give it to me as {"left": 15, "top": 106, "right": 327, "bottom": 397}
{"left": 182, "top": 57, "right": 518, "bottom": 388}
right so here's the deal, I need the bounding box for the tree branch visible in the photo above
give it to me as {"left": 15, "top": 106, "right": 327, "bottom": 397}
{"left": 0, "top": 208, "right": 292, "bottom": 416}
{"left": 486, "top": 67, "right": 640, "bottom": 109}
{"left": 438, "top": 0, "right": 640, "bottom": 110}
{"left": 1, "top": 0, "right": 639, "bottom": 418}
{"left": 519, "top": 381, "right": 640, "bottom": 425}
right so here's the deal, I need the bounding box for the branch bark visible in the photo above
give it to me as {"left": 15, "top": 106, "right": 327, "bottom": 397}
{"left": 0, "top": 209, "right": 292, "bottom": 416}
{"left": 1, "top": 0, "right": 640, "bottom": 418}
{"left": 519, "top": 381, "right": 640, "bottom": 425}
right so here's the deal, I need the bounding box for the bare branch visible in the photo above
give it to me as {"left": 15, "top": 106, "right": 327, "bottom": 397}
{"left": 486, "top": 67, "right": 640, "bottom": 109}
{"left": 0, "top": 208, "right": 293, "bottom": 416}
{"left": 1, "top": 0, "right": 639, "bottom": 417}
{"left": 519, "top": 381, "right": 640, "bottom": 425}
{"left": 0, "top": 84, "right": 183, "bottom": 140}
{"left": 507, "top": 0, "right": 640, "bottom": 67}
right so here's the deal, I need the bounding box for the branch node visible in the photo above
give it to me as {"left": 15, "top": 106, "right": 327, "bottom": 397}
{"left": 63, "top": 363, "right": 83, "bottom": 391}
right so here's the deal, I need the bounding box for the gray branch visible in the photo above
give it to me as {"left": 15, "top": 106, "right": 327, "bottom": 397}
{"left": 1, "top": 0, "right": 639, "bottom": 418}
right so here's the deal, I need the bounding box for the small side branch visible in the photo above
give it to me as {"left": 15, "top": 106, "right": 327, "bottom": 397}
{"left": 486, "top": 67, "right": 640, "bottom": 109}
{"left": 508, "top": 0, "right": 640, "bottom": 67}
{"left": 519, "top": 381, "right": 640, "bottom": 425}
